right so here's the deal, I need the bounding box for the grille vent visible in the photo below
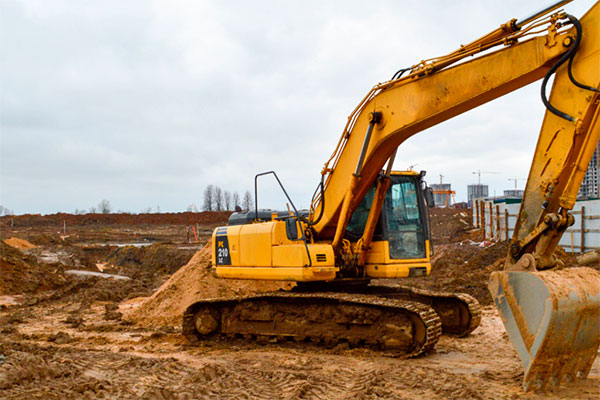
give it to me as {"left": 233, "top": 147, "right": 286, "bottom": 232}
{"left": 316, "top": 254, "right": 327, "bottom": 262}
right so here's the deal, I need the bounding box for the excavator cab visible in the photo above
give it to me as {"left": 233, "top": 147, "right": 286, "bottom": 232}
{"left": 346, "top": 171, "right": 433, "bottom": 278}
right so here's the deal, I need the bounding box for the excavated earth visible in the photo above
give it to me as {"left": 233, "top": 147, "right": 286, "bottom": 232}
{"left": 0, "top": 211, "right": 598, "bottom": 399}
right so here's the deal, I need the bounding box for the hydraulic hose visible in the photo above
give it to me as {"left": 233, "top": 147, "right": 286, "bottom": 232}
{"left": 391, "top": 68, "right": 411, "bottom": 81}
{"left": 566, "top": 15, "right": 600, "bottom": 93}
{"left": 541, "top": 15, "right": 599, "bottom": 122}
{"left": 306, "top": 175, "right": 325, "bottom": 226}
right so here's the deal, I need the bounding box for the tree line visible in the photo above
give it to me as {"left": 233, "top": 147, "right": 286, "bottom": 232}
{"left": 202, "top": 185, "right": 253, "bottom": 212}
{"left": 4, "top": 187, "right": 254, "bottom": 215}
{"left": 0, "top": 205, "right": 14, "bottom": 216}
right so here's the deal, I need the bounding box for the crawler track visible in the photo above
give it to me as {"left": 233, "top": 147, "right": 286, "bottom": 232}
{"left": 183, "top": 292, "right": 442, "bottom": 357}
{"left": 293, "top": 282, "right": 482, "bottom": 336}
{"left": 367, "top": 284, "right": 481, "bottom": 336}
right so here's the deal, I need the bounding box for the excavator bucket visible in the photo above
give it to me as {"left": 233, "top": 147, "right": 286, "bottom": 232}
{"left": 488, "top": 267, "right": 600, "bottom": 391}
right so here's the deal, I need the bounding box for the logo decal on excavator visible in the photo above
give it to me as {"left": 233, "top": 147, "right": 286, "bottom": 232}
{"left": 215, "top": 234, "right": 231, "bottom": 265}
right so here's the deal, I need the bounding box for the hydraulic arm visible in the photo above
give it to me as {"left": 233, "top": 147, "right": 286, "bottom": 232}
{"left": 309, "top": 6, "right": 593, "bottom": 249}
{"left": 488, "top": 3, "right": 600, "bottom": 391}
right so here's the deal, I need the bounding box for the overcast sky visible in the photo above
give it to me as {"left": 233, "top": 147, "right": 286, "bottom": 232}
{"left": 0, "top": 0, "right": 596, "bottom": 214}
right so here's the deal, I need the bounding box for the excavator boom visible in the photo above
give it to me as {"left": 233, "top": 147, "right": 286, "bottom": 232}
{"left": 310, "top": 10, "right": 587, "bottom": 242}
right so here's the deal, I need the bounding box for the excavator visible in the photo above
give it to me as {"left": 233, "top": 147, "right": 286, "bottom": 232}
{"left": 183, "top": 0, "right": 600, "bottom": 391}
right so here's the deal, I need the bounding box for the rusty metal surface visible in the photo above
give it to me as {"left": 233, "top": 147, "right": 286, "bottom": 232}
{"left": 489, "top": 267, "right": 600, "bottom": 391}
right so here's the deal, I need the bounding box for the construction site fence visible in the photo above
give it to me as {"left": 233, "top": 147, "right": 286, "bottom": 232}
{"left": 471, "top": 198, "right": 600, "bottom": 254}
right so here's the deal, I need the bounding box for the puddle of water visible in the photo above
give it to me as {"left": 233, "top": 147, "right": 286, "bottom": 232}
{"left": 39, "top": 251, "right": 60, "bottom": 263}
{"left": 0, "top": 295, "right": 25, "bottom": 307}
{"left": 177, "top": 245, "right": 204, "bottom": 250}
{"left": 106, "top": 243, "right": 154, "bottom": 248}
{"left": 83, "top": 243, "right": 203, "bottom": 249}
{"left": 65, "top": 270, "right": 131, "bottom": 280}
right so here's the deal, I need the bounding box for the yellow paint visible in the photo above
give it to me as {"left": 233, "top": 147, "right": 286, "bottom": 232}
{"left": 365, "top": 240, "right": 431, "bottom": 278}
{"left": 212, "top": 220, "right": 336, "bottom": 281}
{"left": 365, "top": 262, "right": 431, "bottom": 279}
{"left": 215, "top": 266, "right": 337, "bottom": 282}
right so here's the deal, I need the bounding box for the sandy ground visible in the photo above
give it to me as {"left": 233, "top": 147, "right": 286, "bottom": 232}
{"left": 1, "top": 301, "right": 598, "bottom": 400}
{"left": 1, "top": 210, "right": 599, "bottom": 399}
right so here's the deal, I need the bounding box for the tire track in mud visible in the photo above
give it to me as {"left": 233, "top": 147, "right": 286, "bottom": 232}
{"left": 0, "top": 334, "right": 522, "bottom": 400}
{"left": 0, "top": 344, "right": 195, "bottom": 399}
{"left": 2, "top": 306, "right": 598, "bottom": 400}
{"left": 188, "top": 352, "right": 433, "bottom": 400}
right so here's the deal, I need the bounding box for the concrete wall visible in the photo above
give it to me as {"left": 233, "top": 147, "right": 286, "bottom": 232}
{"left": 471, "top": 199, "right": 600, "bottom": 253}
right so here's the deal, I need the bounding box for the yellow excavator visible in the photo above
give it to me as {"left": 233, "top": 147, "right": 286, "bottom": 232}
{"left": 184, "top": 0, "right": 600, "bottom": 391}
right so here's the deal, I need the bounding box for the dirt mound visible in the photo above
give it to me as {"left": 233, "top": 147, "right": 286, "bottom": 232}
{"left": 45, "top": 275, "right": 155, "bottom": 304}
{"left": 25, "top": 233, "right": 69, "bottom": 247}
{"left": 1, "top": 211, "right": 232, "bottom": 228}
{"left": 125, "top": 240, "right": 294, "bottom": 328}
{"left": 429, "top": 207, "right": 478, "bottom": 245}
{"left": 405, "top": 241, "right": 508, "bottom": 305}
{"left": 0, "top": 240, "right": 151, "bottom": 300}
{"left": 3, "top": 238, "right": 36, "bottom": 250}
{"left": 0, "top": 242, "right": 69, "bottom": 295}
{"left": 407, "top": 238, "right": 581, "bottom": 306}
{"left": 104, "top": 244, "right": 195, "bottom": 277}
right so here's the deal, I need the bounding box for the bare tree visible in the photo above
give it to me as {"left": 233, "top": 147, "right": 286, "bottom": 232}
{"left": 223, "top": 191, "right": 232, "bottom": 211}
{"left": 98, "top": 199, "right": 112, "bottom": 214}
{"left": 232, "top": 192, "right": 240, "bottom": 209}
{"left": 203, "top": 185, "right": 215, "bottom": 211}
{"left": 0, "top": 205, "right": 13, "bottom": 216}
{"left": 242, "top": 190, "right": 253, "bottom": 211}
{"left": 187, "top": 203, "right": 199, "bottom": 212}
{"left": 89, "top": 206, "right": 97, "bottom": 213}
{"left": 214, "top": 186, "right": 223, "bottom": 211}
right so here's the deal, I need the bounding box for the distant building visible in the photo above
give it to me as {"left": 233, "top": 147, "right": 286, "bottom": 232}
{"left": 431, "top": 183, "right": 452, "bottom": 207}
{"left": 503, "top": 189, "right": 524, "bottom": 198}
{"left": 468, "top": 184, "right": 488, "bottom": 205}
{"left": 578, "top": 143, "right": 600, "bottom": 199}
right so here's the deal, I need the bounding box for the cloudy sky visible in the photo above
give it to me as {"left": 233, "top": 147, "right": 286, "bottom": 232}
{"left": 0, "top": 0, "right": 596, "bottom": 214}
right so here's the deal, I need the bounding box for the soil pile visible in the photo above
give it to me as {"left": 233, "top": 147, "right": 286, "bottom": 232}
{"left": 105, "top": 244, "right": 196, "bottom": 277}
{"left": 45, "top": 274, "right": 154, "bottom": 304}
{"left": 429, "top": 207, "right": 478, "bottom": 245}
{"left": 3, "top": 237, "right": 36, "bottom": 250}
{"left": 406, "top": 241, "right": 508, "bottom": 305}
{"left": 24, "top": 239, "right": 98, "bottom": 271}
{"left": 0, "top": 242, "right": 68, "bottom": 295}
{"left": 1, "top": 211, "right": 232, "bottom": 227}
{"left": 409, "top": 213, "right": 581, "bottom": 306}
{"left": 125, "top": 240, "right": 294, "bottom": 328}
